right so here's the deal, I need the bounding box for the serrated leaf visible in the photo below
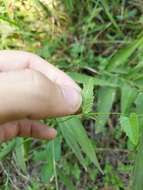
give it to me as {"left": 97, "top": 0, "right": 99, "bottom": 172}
{"left": 95, "top": 87, "right": 116, "bottom": 133}
{"left": 58, "top": 117, "right": 103, "bottom": 173}
{"left": 121, "top": 83, "right": 138, "bottom": 114}
{"left": 59, "top": 119, "right": 87, "bottom": 170}
{"left": 82, "top": 78, "right": 94, "bottom": 113}
{"left": 120, "top": 113, "right": 139, "bottom": 146}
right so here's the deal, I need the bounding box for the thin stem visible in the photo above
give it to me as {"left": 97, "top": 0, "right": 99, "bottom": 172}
{"left": 52, "top": 141, "right": 59, "bottom": 190}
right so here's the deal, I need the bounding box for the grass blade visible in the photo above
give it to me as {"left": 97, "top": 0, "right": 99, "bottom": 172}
{"left": 101, "top": 0, "right": 121, "bottom": 33}
{"left": 107, "top": 35, "right": 143, "bottom": 71}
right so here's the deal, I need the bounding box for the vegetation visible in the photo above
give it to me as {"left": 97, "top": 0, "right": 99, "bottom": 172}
{"left": 1, "top": 0, "right": 143, "bottom": 189}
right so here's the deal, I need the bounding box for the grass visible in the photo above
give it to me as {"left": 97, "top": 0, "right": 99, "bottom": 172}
{"left": 0, "top": 0, "right": 143, "bottom": 189}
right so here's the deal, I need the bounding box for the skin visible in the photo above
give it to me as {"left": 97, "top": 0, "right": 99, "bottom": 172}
{"left": 0, "top": 50, "right": 82, "bottom": 142}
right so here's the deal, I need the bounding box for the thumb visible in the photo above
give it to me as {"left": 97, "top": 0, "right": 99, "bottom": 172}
{"left": 0, "top": 69, "right": 82, "bottom": 123}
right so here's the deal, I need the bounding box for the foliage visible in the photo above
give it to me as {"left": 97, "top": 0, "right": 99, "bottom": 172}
{"left": 1, "top": 0, "right": 143, "bottom": 189}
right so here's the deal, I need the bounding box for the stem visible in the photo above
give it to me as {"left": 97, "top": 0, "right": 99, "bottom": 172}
{"left": 52, "top": 141, "right": 59, "bottom": 190}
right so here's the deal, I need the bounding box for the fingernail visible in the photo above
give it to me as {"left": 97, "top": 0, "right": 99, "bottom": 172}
{"left": 62, "top": 86, "right": 82, "bottom": 113}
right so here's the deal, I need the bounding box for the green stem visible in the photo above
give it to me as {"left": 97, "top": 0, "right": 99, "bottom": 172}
{"left": 52, "top": 141, "right": 59, "bottom": 190}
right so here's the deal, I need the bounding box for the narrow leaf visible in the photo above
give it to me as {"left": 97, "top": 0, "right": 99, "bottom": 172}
{"left": 59, "top": 119, "right": 87, "bottom": 170}
{"left": 107, "top": 35, "right": 143, "bottom": 71}
{"left": 14, "top": 138, "right": 26, "bottom": 172}
{"left": 95, "top": 87, "right": 116, "bottom": 133}
{"left": 101, "top": 0, "right": 121, "bottom": 33}
{"left": 121, "top": 83, "right": 137, "bottom": 114}
{"left": 58, "top": 117, "right": 103, "bottom": 173}
{"left": 68, "top": 72, "right": 118, "bottom": 87}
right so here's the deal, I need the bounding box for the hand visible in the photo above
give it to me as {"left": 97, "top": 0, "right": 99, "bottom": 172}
{"left": 0, "top": 50, "right": 82, "bottom": 142}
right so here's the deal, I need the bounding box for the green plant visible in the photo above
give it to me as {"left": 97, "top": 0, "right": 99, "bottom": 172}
{"left": 1, "top": 0, "right": 143, "bottom": 189}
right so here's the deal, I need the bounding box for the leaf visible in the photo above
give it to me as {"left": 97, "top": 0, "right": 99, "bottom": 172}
{"left": 121, "top": 83, "right": 138, "bottom": 114}
{"left": 58, "top": 117, "right": 103, "bottom": 173}
{"left": 59, "top": 119, "right": 87, "bottom": 170}
{"left": 64, "top": 0, "right": 74, "bottom": 12}
{"left": 120, "top": 113, "right": 139, "bottom": 146}
{"left": 130, "top": 113, "right": 139, "bottom": 146}
{"left": 135, "top": 93, "right": 143, "bottom": 114}
{"left": 132, "top": 128, "right": 143, "bottom": 190}
{"left": 59, "top": 171, "right": 76, "bottom": 190}
{"left": 82, "top": 78, "right": 94, "bottom": 113}
{"left": 95, "top": 87, "right": 116, "bottom": 133}
{"left": 101, "top": 0, "right": 121, "bottom": 33}
{"left": 0, "top": 140, "right": 16, "bottom": 160}
{"left": 68, "top": 72, "right": 118, "bottom": 87}
{"left": 41, "top": 162, "right": 53, "bottom": 183}
{"left": 40, "top": 137, "right": 61, "bottom": 182}
{"left": 132, "top": 79, "right": 143, "bottom": 190}
{"left": 14, "top": 138, "right": 26, "bottom": 173}
{"left": 107, "top": 35, "right": 143, "bottom": 71}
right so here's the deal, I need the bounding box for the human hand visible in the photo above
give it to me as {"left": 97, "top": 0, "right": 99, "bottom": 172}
{"left": 0, "top": 50, "right": 82, "bottom": 142}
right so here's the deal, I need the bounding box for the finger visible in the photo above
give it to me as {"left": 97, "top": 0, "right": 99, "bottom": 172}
{"left": 0, "top": 69, "right": 81, "bottom": 123}
{"left": 0, "top": 119, "right": 57, "bottom": 142}
{"left": 0, "top": 50, "right": 80, "bottom": 91}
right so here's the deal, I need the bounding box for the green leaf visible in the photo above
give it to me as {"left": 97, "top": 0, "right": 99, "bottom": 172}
{"left": 14, "top": 138, "right": 26, "bottom": 173}
{"left": 40, "top": 137, "right": 61, "bottom": 182}
{"left": 130, "top": 113, "right": 139, "bottom": 146}
{"left": 132, "top": 129, "right": 143, "bottom": 190}
{"left": 82, "top": 78, "right": 94, "bottom": 113}
{"left": 41, "top": 162, "right": 53, "bottom": 183}
{"left": 101, "top": 0, "right": 121, "bottom": 33}
{"left": 58, "top": 117, "right": 103, "bottom": 173}
{"left": 121, "top": 83, "right": 138, "bottom": 114}
{"left": 59, "top": 119, "right": 87, "bottom": 170}
{"left": 95, "top": 87, "right": 116, "bottom": 133}
{"left": 68, "top": 72, "right": 118, "bottom": 87}
{"left": 59, "top": 171, "right": 76, "bottom": 190}
{"left": 135, "top": 93, "right": 143, "bottom": 114}
{"left": 107, "top": 35, "right": 143, "bottom": 71}
{"left": 64, "top": 0, "right": 74, "bottom": 12}
{"left": 120, "top": 113, "right": 139, "bottom": 146}
{"left": 0, "top": 140, "right": 16, "bottom": 160}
